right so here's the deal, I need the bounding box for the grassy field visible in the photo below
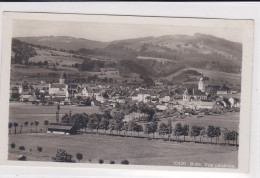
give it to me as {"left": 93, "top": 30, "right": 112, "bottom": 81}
{"left": 9, "top": 102, "right": 102, "bottom": 133}
{"left": 8, "top": 102, "right": 239, "bottom": 167}
{"left": 175, "top": 112, "right": 239, "bottom": 131}
{"left": 8, "top": 133, "right": 238, "bottom": 167}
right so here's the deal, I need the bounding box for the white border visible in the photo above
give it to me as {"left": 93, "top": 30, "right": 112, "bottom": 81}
{"left": 0, "top": 2, "right": 259, "bottom": 178}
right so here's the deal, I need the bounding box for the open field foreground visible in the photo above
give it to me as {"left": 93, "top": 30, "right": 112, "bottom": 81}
{"left": 9, "top": 133, "right": 238, "bottom": 168}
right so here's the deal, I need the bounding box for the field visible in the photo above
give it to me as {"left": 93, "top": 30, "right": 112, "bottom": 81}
{"left": 9, "top": 102, "right": 101, "bottom": 132}
{"left": 9, "top": 102, "right": 239, "bottom": 132}
{"left": 8, "top": 133, "right": 238, "bottom": 167}
{"left": 8, "top": 102, "right": 239, "bottom": 167}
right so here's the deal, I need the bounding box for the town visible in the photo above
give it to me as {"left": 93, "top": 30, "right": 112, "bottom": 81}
{"left": 8, "top": 33, "right": 241, "bottom": 166}
{"left": 10, "top": 70, "right": 240, "bottom": 117}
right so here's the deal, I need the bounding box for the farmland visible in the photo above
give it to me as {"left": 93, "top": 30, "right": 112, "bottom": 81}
{"left": 8, "top": 133, "right": 238, "bottom": 167}
{"left": 9, "top": 102, "right": 240, "bottom": 166}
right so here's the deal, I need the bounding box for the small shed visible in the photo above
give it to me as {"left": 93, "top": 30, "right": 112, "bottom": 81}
{"left": 47, "top": 123, "right": 77, "bottom": 135}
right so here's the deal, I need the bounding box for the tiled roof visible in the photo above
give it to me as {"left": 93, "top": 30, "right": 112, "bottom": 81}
{"left": 50, "top": 83, "right": 67, "bottom": 88}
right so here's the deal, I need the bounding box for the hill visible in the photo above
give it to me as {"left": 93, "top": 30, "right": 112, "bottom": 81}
{"left": 15, "top": 36, "right": 108, "bottom": 51}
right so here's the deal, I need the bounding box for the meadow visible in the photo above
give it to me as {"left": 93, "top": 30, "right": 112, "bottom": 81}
{"left": 9, "top": 102, "right": 101, "bottom": 133}
{"left": 8, "top": 133, "right": 238, "bottom": 167}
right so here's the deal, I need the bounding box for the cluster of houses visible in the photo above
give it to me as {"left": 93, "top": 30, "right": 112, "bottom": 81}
{"left": 10, "top": 72, "right": 240, "bottom": 114}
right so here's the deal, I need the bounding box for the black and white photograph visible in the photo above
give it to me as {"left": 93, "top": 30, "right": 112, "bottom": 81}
{"left": 2, "top": 12, "right": 253, "bottom": 171}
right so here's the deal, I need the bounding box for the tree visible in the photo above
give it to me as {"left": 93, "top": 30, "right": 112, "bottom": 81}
{"left": 127, "top": 120, "right": 135, "bottom": 136}
{"left": 150, "top": 118, "right": 158, "bottom": 139}
{"left": 190, "top": 125, "right": 202, "bottom": 142}
{"left": 207, "top": 125, "right": 216, "bottom": 144}
{"left": 109, "top": 119, "right": 116, "bottom": 134}
{"left": 110, "top": 160, "right": 115, "bottom": 164}
{"left": 76, "top": 153, "right": 83, "bottom": 163}
{"left": 13, "top": 122, "right": 18, "bottom": 134}
{"left": 88, "top": 118, "right": 95, "bottom": 133}
{"left": 30, "top": 122, "right": 34, "bottom": 133}
{"left": 182, "top": 124, "right": 189, "bottom": 141}
{"left": 199, "top": 127, "right": 206, "bottom": 143}
{"left": 24, "top": 121, "right": 28, "bottom": 133}
{"left": 134, "top": 124, "right": 143, "bottom": 136}
{"left": 123, "top": 122, "right": 128, "bottom": 136}
{"left": 158, "top": 123, "right": 168, "bottom": 138}
{"left": 166, "top": 119, "right": 173, "bottom": 141}
{"left": 229, "top": 130, "right": 238, "bottom": 145}
{"left": 92, "top": 114, "right": 102, "bottom": 133}
{"left": 56, "top": 104, "right": 60, "bottom": 123}
{"left": 61, "top": 113, "right": 71, "bottom": 123}
{"left": 173, "top": 123, "right": 182, "bottom": 141}
{"left": 99, "top": 159, "right": 104, "bottom": 164}
{"left": 121, "top": 159, "right": 129, "bottom": 165}
{"left": 37, "top": 146, "right": 43, "bottom": 153}
{"left": 214, "top": 127, "right": 221, "bottom": 143}
{"left": 8, "top": 122, "right": 13, "bottom": 134}
{"left": 34, "top": 121, "right": 39, "bottom": 133}
{"left": 144, "top": 123, "right": 151, "bottom": 138}
{"left": 223, "top": 128, "right": 230, "bottom": 144}
{"left": 19, "top": 146, "right": 25, "bottom": 153}
{"left": 113, "top": 112, "right": 124, "bottom": 135}
{"left": 10, "top": 143, "right": 15, "bottom": 149}
{"left": 100, "top": 117, "right": 109, "bottom": 134}
{"left": 20, "top": 125, "right": 23, "bottom": 134}
{"left": 44, "top": 120, "right": 49, "bottom": 132}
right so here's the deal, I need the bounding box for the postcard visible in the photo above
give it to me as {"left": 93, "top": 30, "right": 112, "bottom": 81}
{"left": 0, "top": 12, "right": 254, "bottom": 173}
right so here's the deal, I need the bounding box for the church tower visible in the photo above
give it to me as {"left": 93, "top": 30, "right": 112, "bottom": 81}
{"left": 198, "top": 73, "right": 205, "bottom": 92}
{"left": 59, "top": 71, "right": 65, "bottom": 84}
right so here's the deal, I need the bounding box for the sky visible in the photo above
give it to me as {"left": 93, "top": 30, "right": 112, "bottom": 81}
{"left": 12, "top": 19, "right": 244, "bottom": 43}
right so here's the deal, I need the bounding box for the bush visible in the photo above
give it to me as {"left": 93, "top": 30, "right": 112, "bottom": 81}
{"left": 37, "top": 146, "right": 43, "bottom": 153}
{"left": 110, "top": 160, "right": 115, "bottom": 164}
{"left": 11, "top": 143, "right": 15, "bottom": 149}
{"left": 99, "top": 159, "right": 104, "bottom": 164}
{"left": 19, "top": 146, "right": 25, "bottom": 152}
{"left": 121, "top": 159, "right": 129, "bottom": 165}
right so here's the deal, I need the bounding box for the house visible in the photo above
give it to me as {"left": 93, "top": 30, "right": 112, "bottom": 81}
{"left": 192, "top": 101, "right": 215, "bottom": 110}
{"left": 81, "top": 87, "right": 94, "bottom": 98}
{"left": 229, "top": 97, "right": 240, "bottom": 108}
{"left": 159, "top": 96, "right": 171, "bottom": 103}
{"left": 117, "top": 96, "right": 126, "bottom": 104}
{"left": 156, "top": 105, "right": 168, "bottom": 111}
{"left": 96, "top": 95, "right": 106, "bottom": 103}
{"left": 49, "top": 72, "right": 69, "bottom": 98}
{"left": 217, "top": 90, "right": 228, "bottom": 96}
{"left": 47, "top": 123, "right": 77, "bottom": 135}
{"left": 20, "top": 95, "right": 36, "bottom": 102}
{"left": 35, "top": 82, "right": 49, "bottom": 94}
{"left": 10, "top": 86, "right": 19, "bottom": 94}
{"left": 19, "top": 84, "right": 32, "bottom": 94}
{"left": 183, "top": 88, "right": 207, "bottom": 101}
{"left": 131, "top": 93, "right": 151, "bottom": 103}
{"left": 68, "top": 83, "right": 81, "bottom": 97}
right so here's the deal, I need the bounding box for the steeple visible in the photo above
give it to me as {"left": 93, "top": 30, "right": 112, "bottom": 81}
{"left": 59, "top": 71, "right": 65, "bottom": 84}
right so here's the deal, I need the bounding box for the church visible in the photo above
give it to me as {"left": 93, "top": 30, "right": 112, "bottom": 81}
{"left": 183, "top": 74, "right": 207, "bottom": 101}
{"left": 49, "top": 72, "right": 69, "bottom": 98}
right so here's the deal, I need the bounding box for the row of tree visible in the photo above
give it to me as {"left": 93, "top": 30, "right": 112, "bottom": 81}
{"left": 61, "top": 112, "right": 238, "bottom": 145}
{"left": 9, "top": 112, "right": 238, "bottom": 145}
{"left": 8, "top": 120, "right": 49, "bottom": 134}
